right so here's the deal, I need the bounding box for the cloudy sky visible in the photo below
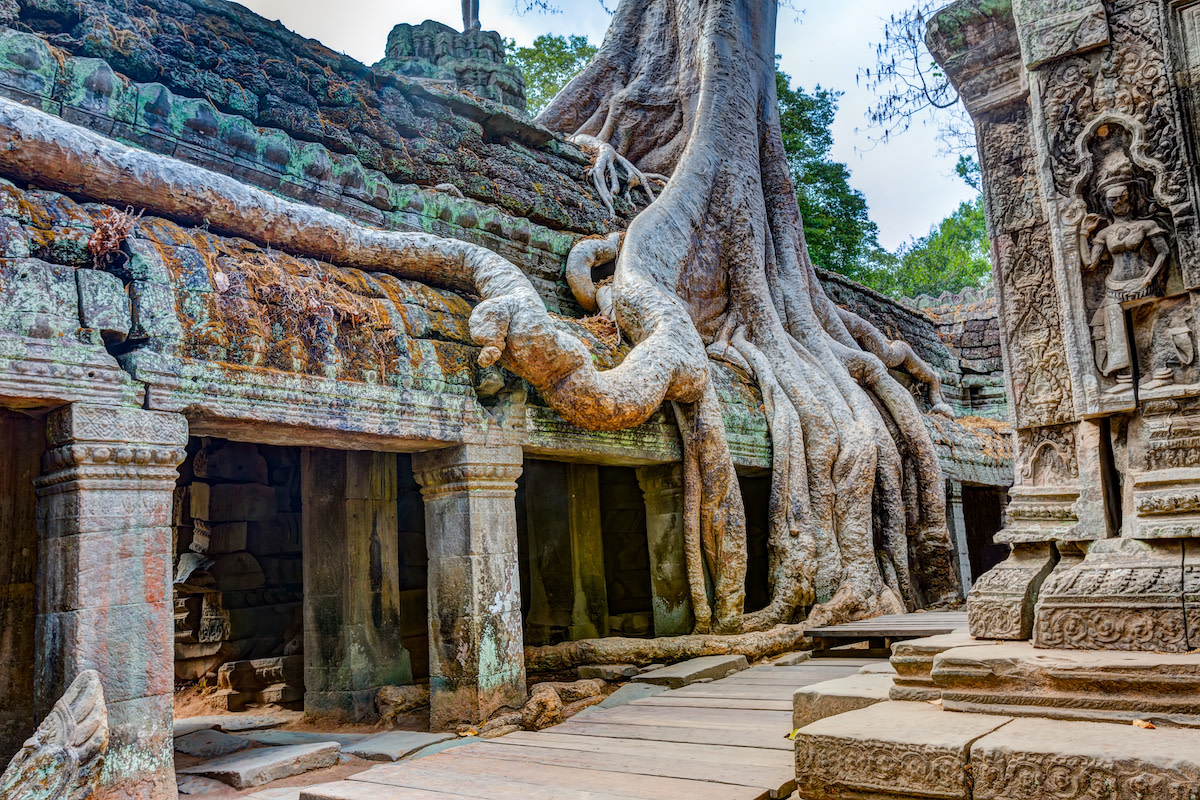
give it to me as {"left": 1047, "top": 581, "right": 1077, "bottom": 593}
{"left": 235, "top": 0, "right": 975, "bottom": 251}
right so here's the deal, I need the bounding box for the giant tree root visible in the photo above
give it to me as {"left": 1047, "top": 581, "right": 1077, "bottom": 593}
{"left": 524, "top": 624, "right": 812, "bottom": 672}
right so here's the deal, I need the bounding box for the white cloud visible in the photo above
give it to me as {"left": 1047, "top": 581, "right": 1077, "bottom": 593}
{"left": 235, "top": 0, "right": 975, "bottom": 250}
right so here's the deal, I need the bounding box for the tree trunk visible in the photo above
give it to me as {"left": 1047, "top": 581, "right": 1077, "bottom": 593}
{"left": 540, "top": 0, "right": 959, "bottom": 629}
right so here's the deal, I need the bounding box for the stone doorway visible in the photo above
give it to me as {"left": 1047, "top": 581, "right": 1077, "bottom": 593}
{"left": 173, "top": 438, "right": 306, "bottom": 711}
{"left": 962, "top": 485, "right": 1008, "bottom": 582}
{"left": 740, "top": 473, "right": 772, "bottom": 614}
{"left": 0, "top": 409, "right": 44, "bottom": 764}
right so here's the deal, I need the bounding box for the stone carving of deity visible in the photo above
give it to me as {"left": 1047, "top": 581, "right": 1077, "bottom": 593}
{"left": 1083, "top": 181, "right": 1171, "bottom": 391}
{"left": 462, "top": 0, "right": 480, "bottom": 32}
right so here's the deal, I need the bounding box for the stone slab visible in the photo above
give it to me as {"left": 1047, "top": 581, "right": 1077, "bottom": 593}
{"left": 596, "top": 682, "right": 669, "bottom": 709}
{"left": 794, "top": 701, "right": 1012, "bottom": 800}
{"left": 343, "top": 731, "right": 459, "bottom": 762}
{"left": 971, "top": 717, "right": 1200, "bottom": 800}
{"left": 174, "top": 729, "right": 253, "bottom": 758}
{"left": 577, "top": 663, "right": 639, "bottom": 680}
{"left": 244, "top": 790, "right": 304, "bottom": 800}
{"left": 237, "top": 730, "right": 368, "bottom": 747}
{"left": 178, "top": 741, "right": 341, "bottom": 789}
{"left": 175, "top": 711, "right": 303, "bottom": 736}
{"left": 177, "top": 775, "right": 228, "bottom": 795}
{"left": 631, "top": 655, "right": 749, "bottom": 688}
{"left": 935, "top": 641, "right": 1200, "bottom": 726}
{"left": 773, "top": 651, "right": 812, "bottom": 666}
{"left": 792, "top": 673, "right": 895, "bottom": 729}
{"left": 405, "top": 736, "right": 480, "bottom": 760}
{"left": 858, "top": 662, "right": 897, "bottom": 675}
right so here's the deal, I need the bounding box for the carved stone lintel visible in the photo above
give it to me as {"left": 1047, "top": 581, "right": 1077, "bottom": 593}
{"left": 968, "top": 541, "right": 1059, "bottom": 640}
{"left": 1034, "top": 537, "right": 1190, "bottom": 652}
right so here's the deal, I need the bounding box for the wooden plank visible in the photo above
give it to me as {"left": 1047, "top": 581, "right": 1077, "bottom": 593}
{"left": 471, "top": 740, "right": 789, "bottom": 798}
{"left": 361, "top": 750, "right": 768, "bottom": 800}
{"left": 550, "top": 719, "right": 793, "bottom": 750}
{"left": 349, "top": 761, "right": 634, "bottom": 800}
{"left": 666, "top": 685, "right": 802, "bottom": 700}
{"left": 629, "top": 695, "right": 794, "bottom": 711}
{"left": 576, "top": 705, "right": 792, "bottom": 731}
{"left": 300, "top": 779, "right": 474, "bottom": 799}
{"left": 495, "top": 731, "right": 792, "bottom": 768}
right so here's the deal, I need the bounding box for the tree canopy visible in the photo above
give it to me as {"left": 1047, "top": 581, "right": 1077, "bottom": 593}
{"left": 506, "top": 34, "right": 598, "bottom": 115}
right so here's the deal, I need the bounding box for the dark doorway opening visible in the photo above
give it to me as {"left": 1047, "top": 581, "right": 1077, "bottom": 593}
{"left": 740, "top": 474, "right": 771, "bottom": 614}
{"left": 963, "top": 486, "right": 1008, "bottom": 581}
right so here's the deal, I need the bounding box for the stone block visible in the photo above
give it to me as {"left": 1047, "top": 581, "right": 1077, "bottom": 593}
{"left": 76, "top": 267, "right": 130, "bottom": 341}
{"left": 890, "top": 629, "right": 1002, "bottom": 702}
{"left": 794, "top": 702, "right": 1012, "bottom": 800}
{"left": 971, "top": 717, "right": 1200, "bottom": 800}
{"left": 1034, "top": 538, "right": 1188, "bottom": 652}
{"left": 968, "top": 542, "right": 1057, "bottom": 640}
{"left": 179, "top": 741, "right": 340, "bottom": 789}
{"left": 174, "top": 729, "right": 252, "bottom": 758}
{"left": 631, "top": 655, "right": 749, "bottom": 688}
{"left": 934, "top": 641, "right": 1200, "bottom": 726}
{"left": 194, "top": 441, "right": 270, "bottom": 484}
{"left": 577, "top": 663, "right": 639, "bottom": 681}
{"left": 191, "top": 482, "right": 280, "bottom": 522}
{"left": 774, "top": 651, "right": 812, "bottom": 666}
{"left": 342, "top": 731, "right": 457, "bottom": 762}
{"left": 209, "top": 551, "right": 266, "bottom": 591}
{"left": 792, "top": 673, "right": 894, "bottom": 729}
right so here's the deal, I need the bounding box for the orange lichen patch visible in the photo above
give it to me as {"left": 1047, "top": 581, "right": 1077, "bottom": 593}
{"left": 578, "top": 314, "right": 620, "bottom": 348}
{"left": 951, "top": 414, "right": 1014, "bottom": 461}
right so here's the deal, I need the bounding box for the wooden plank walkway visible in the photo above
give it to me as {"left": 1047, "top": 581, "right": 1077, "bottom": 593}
{"left": 806, "top": 610, "right": 967, "bottom": 657}
{"left": 300, "top": 657, "right": 875, "bottom": 800}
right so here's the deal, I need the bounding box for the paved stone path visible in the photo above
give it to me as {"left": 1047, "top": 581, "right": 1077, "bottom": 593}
{"left": 299, "top": 657, "right": 876, "bottom": 800}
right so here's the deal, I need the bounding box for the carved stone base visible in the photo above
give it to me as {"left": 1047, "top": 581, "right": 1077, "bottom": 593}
{"left": 967, "top": 542, "right": 1058, "bottom": 640}
{"left": 933, "top": 640, "right": 1200, "bottom": 726}
{"left": 1033, "top": 538, "right": 1193, "bottom": 652}
{"left": 971, "top": 717, "right": 1200, "bottom": 800}
{"left": 794, "top": 701, "right": 1012, "bottom": 800}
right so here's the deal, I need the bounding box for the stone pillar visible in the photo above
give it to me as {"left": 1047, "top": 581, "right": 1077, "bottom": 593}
{"left": 945, "top": 481, "right": 973, "bottom": 595}
{"left": 636, "top": 464, "right": 693, "bottom": 636}
{"left": 413, "top": 445, "right": 526, "bottom": 730}
{"left": 565, "top": 463, "right": 608, "bottom": 641}
{"left": 302, "top": 449, "right": 411, "bottom": 722}
{"left": 35, "top": 404, "right": 188, "bottom": 800}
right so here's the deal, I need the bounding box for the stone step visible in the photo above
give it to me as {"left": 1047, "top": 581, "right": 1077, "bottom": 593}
{"left": 793, "top": 701, "right": 1013, "bottom": 800}
{"left": 631, "top": 655, "right": 749, "bottom": 688}
{"left": 970, "top": 717, "right": 1200, "bottom": 800}
{"left": 792, "top": 672, "right": 894, "bottom": 730}
{"left": 177, "top": 741, "right": 340, "bottom": 789}
{"left": 933, "top": 641, "right": 1200, "bottom": 727}
{"left": 889, "top": 628, "right": 1000, "bottom": 702}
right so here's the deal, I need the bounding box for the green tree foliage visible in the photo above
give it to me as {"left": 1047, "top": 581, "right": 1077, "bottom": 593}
{"left": 506, "top": 34, "right": 598, "bottom": 115}
{"left": 776, "top": 70, "right": 895, "bottom": 287}
{"left": 889, "top": 193, "right": 990, "bottom": 298}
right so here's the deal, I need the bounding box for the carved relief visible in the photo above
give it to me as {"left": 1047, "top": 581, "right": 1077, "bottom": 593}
{"left": 794, "top": 736, "right": 967, "bottom": 799}
{"left": 995, "top": 228, "right": 1075, "bottom": 427}
{"left": 972, "top": 743, "right": 1200, "bottom": 800}
{"left": 1017, "top": 425, "right": 1079, "bottom": 486}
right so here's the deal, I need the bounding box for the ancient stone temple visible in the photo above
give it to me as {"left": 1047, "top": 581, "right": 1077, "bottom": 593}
{"left": 0, "top": 1, "right": 1013, "bottom": 798}
{"left": 793, "top": 2, "right": 1200, "bottom": 798}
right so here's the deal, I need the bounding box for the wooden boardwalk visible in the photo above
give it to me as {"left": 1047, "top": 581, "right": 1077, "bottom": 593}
{"left": 301, "top": 657, "right": 875, "bottom": 800}
{"left": 807, "top": 611, "right": 967, "bottom": 657}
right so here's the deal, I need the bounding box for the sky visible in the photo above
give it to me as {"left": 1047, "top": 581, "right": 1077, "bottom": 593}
{"left": 234, "top": 0, "right": 976, "bottom": 252}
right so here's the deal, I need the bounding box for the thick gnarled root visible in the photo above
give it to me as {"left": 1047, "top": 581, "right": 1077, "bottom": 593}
{"left": 837, "top": 307, "right": 955, "bottom": 417}
{"left": 524, "top": 623, "right": 812, "bottom": 672}
{"left": 570, "top": 133, "right": 661, "bottom": 217}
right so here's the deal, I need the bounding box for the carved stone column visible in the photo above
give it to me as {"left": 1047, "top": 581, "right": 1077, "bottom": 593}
{"left": 636, "top": 464, "right": 693, "bottom": 636}
{"left": 35, "top": 403, "right": 187, "bottom": 800}
{"left": 413, "top": 445, "right": 526, "bottom": 729}
{"left": 302, "top": 450, "right": 412, "bottom": 722}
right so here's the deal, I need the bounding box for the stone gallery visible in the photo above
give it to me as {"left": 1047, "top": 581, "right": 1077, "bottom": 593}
{"left": 0, "top": 0, "right": 1188, "bottom": 796}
